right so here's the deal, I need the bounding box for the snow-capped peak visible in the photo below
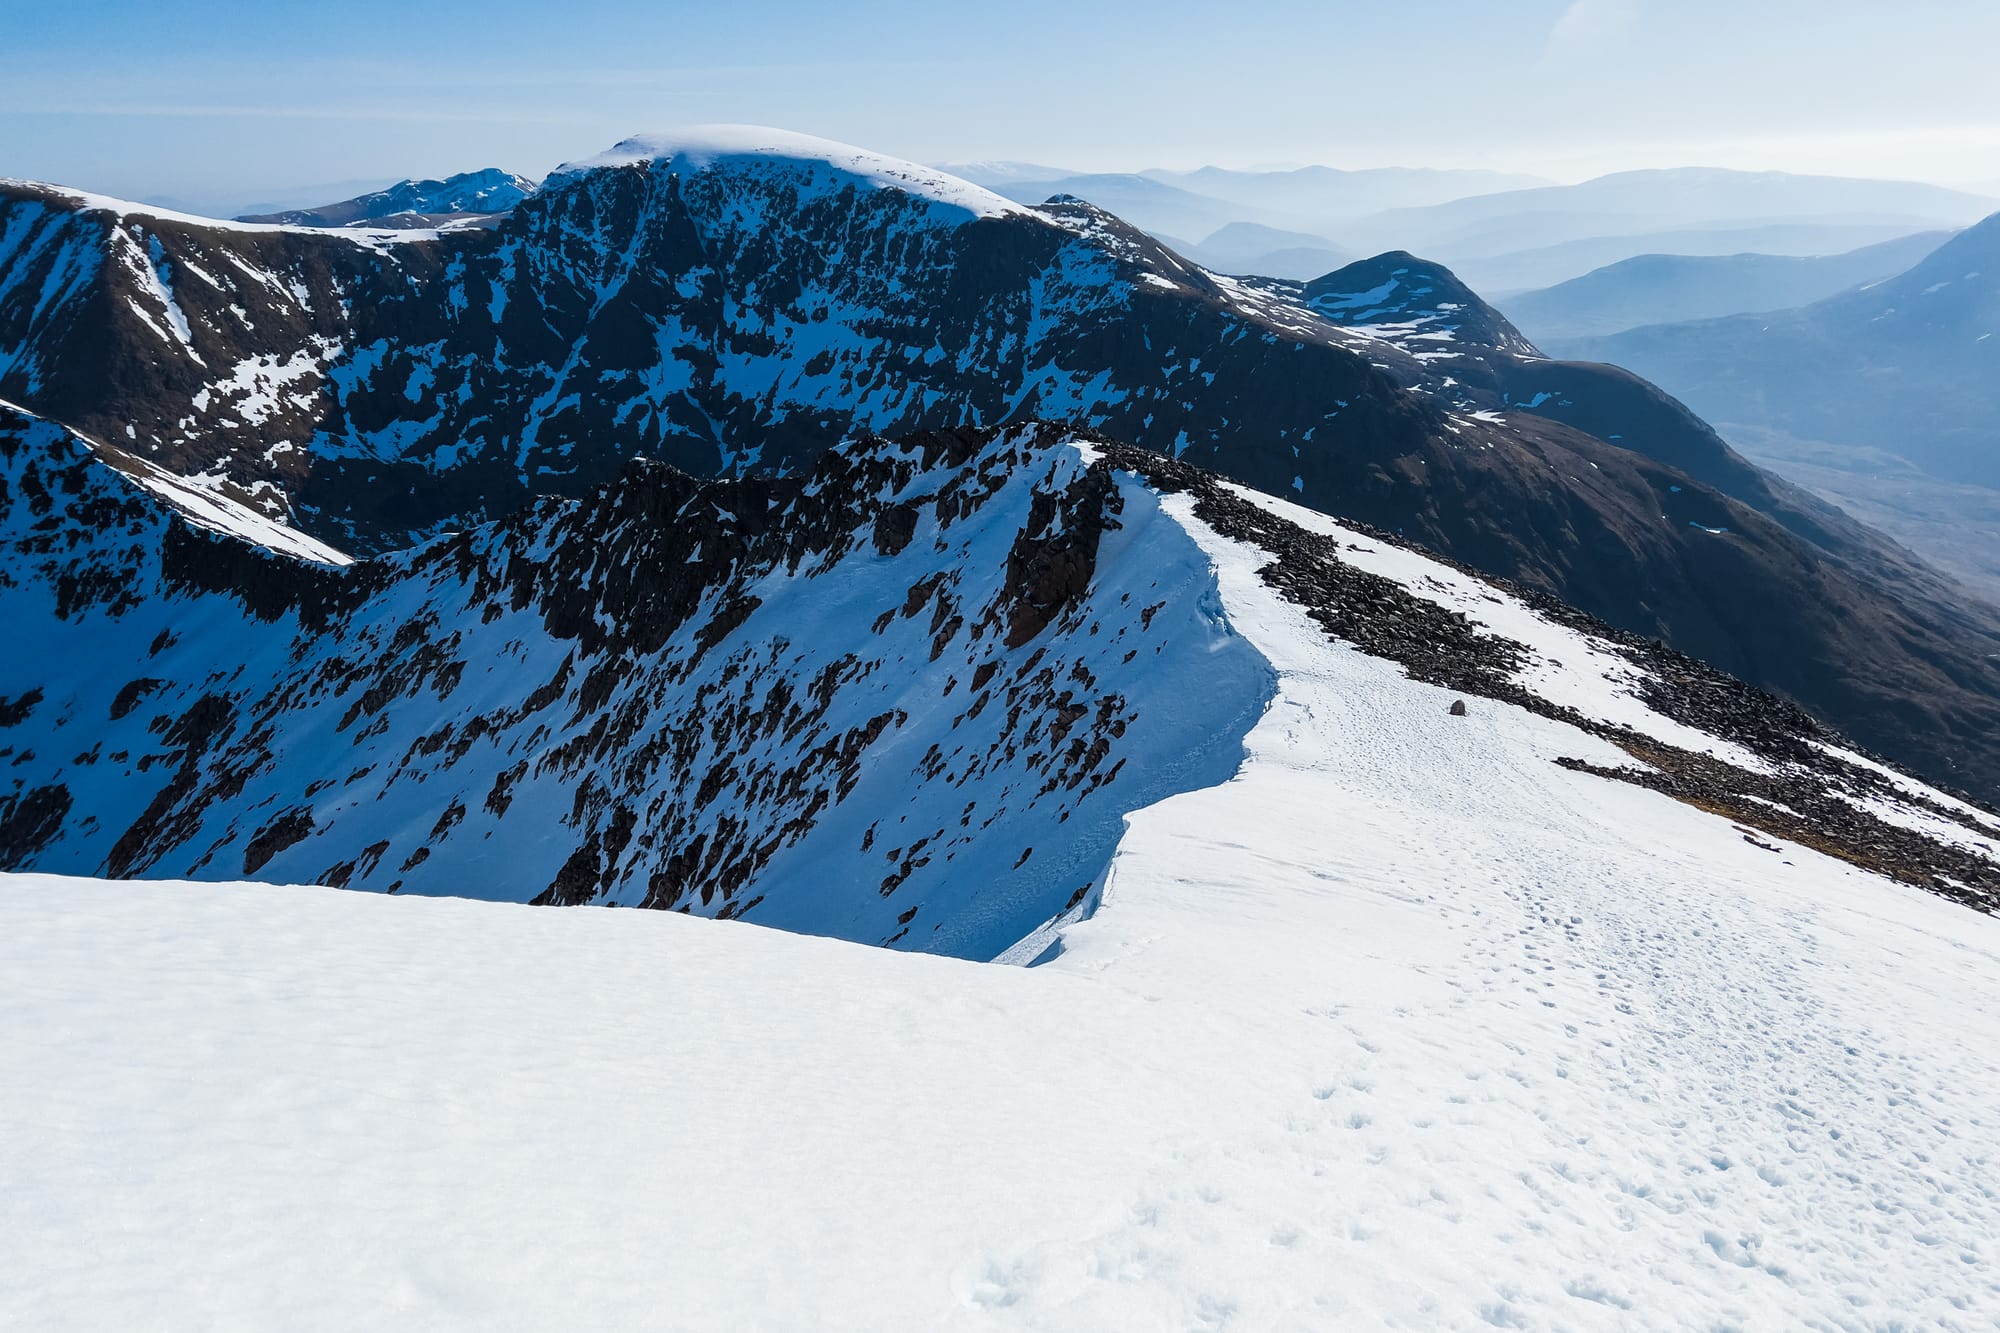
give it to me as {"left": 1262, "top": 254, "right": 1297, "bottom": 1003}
{"left": 232, "top": 169, "right": 538, "bottom": 227}
{"left": 544, "top": 125, "right": 1030, "bottom": 223}
{"left": 355, "top": 168, "right": 535, "bottom": 217}
{"left": 0, "top": 177, "right": 444, "bottom": 240}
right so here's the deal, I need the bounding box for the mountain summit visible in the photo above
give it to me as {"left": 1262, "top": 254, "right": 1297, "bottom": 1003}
{"left": 1301, "top": 251, "right": 1541, "bottom": 355}
{"left": 547, "top": 126, "right": 1027, "bottom": 223}
{"left": 236, "top": 168, "right": 536, "bottom": 228}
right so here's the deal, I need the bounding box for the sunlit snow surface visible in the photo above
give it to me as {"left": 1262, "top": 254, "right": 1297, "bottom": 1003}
{"left": 545, "top": 125, "right": 1031, "bottom": 224}
{"left": 7, "top": 460, "right": 2000, "bottom": 1328}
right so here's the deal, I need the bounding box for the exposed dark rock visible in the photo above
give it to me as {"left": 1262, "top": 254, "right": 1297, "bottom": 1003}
{"left": 105, "top": 693, "right": 239, "bottom": 877}
{"left": 873, "top": 503, "right": 919, "bottom": 556}
{"left": 109, "top": 679, "right": 163, "bottom": 721}
{"left": 999, "top": 465, "right": 1122, "bottom": 648}
{"left": 1556, "top": 742, "right": 1998, "bottom": 911}
{"left": 0, "top": 783, "right": 70, "bottom": 866}
{"left": 243, "top": 808, "right": 314, "bottom": 876}
{"left": 0, "top": 690, "right": 42, "bottom": 728}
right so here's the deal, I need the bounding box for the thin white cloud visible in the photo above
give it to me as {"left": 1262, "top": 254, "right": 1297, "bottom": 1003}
{"left": 1546, "top": 0, "right": 1642, "bottom": 57}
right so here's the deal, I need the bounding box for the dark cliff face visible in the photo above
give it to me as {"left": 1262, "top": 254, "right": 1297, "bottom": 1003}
{"left": 3, "top": 153, "right": 2000, "bottom": 799}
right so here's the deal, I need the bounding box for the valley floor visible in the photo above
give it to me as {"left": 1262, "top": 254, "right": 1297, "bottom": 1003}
{"left": 6, "top": 492, "right": 2000, "bottom": 1330}
{"left": 1726, "top": 423, "right": 2000, "bottom": 610}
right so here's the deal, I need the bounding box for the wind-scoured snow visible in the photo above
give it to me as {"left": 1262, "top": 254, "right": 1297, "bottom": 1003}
{"left": 544, "top": 125, "right": 1032, "bottom": 224}
{"left": 5, "top": 461, "right": 1999, "bottom": 1328}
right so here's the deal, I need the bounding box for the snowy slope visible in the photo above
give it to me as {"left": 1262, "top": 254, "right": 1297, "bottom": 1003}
{"left": 7, "top": 454, "right": 2000, "bottom": 1327}
{"left": 0, "top": 177, "right": 450, "bottom": 239}
{"left": 0, "top": 397, "right": 348, "bottom": 565}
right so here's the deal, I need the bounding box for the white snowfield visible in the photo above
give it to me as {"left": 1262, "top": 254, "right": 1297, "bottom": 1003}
{"left": 6, "top": 458, "right": 2000, "bottom": 1330}
{"left": 545, "top": 125, "right": 1033, "bottom": 224}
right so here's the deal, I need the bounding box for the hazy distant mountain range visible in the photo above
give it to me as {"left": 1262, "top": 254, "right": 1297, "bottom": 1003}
{"left": 1340, "top": 167, "right": 1995, "bottom": 249}
{"left": 949, "top": 162, "right": 1547, "bottom": 230}
{"left": 962, "top": 161, "right": 1996, "bottom": 292}
{"left": 1500, "top": 231, "right": 1953, "bottom": 341}
{"left": 1152, "top": 222, "right": 1354, "bottom": 281}
{"left": 1551, "top": 213, "right": 2000, "bottom": 603}
{"left": 1554, "top": 214, "right": 2000, "bottom": 490}
{"left": 1447, "top": 222, "right": 1953, "bottom": 295}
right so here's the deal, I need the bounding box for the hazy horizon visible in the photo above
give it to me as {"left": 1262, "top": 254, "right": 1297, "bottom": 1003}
{"left": 9, "top": 0, "right": 2000, "bottom": 214}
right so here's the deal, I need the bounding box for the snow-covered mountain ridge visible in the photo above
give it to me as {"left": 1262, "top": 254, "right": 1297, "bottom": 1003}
{"left": 3, "top": 129, "right": 1997, "bottom": 798}
{"left": 5, "top": 400, "right": 1993, "bottom": 956}
{"left": 2, "top": 404, "right": 1276, "bottom": 956}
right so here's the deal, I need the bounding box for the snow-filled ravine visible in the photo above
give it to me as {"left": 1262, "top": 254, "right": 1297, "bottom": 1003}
{"left": 6, "top": 459, "right": 2000, "bottom": 1330}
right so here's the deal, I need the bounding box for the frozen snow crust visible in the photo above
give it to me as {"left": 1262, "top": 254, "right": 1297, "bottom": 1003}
{"left": 5, "top": 430, "right": 2000, "bottom": 1326}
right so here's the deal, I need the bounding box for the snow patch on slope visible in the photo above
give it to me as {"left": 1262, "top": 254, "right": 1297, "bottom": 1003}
{"left": 136, "top": 234, "right": 197, "bottom": 354}
{"left": 1, "top": 396, "right": 348, "bottom": 565}
{"left": 120, "top": 460, "right": 351, "bottom": 566}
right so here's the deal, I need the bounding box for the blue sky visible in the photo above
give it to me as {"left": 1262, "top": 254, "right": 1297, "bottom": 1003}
{"left": 6, "top": 0, "right": 1999, "bottom": 210}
